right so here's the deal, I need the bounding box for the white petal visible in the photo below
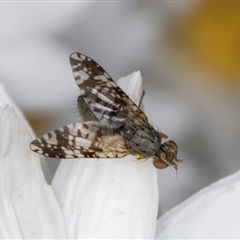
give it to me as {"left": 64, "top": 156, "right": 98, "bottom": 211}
{"left": 0, "top": 83, "right": 51, "bottom": 183}
{"left": 118, "top": 71, "right": 143, "bottom": 108}
{"left": 52, "top": 72, "right": 158, "bottom": 238}
{"left": 0, "top": 106, "right": 66, "bottom": 238}
{"left": 0, "top": 83, "right": 34, "bottom": 138}
{"left": 155, "top": 170, "right": 240, "bottom": 239}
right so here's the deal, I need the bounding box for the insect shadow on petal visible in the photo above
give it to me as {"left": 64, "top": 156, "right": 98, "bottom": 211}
{"left": 30, "top": 53, "right": 182, "bottom": 170}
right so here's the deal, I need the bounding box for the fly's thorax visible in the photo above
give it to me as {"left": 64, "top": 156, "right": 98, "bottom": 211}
{"left": 121, "top": 122, "right": 161, "bottom": 157}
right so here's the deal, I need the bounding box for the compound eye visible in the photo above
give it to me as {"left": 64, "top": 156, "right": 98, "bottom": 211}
{"left": 168, "top": 140, "right": 178, "bottom": 154}
{"left": 153, "top": 158, "right": 169, "bottom": 169}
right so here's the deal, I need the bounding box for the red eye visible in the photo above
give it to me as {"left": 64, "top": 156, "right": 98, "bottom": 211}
{"left": 153, "top": 158, "right": 169, "bottom": 169}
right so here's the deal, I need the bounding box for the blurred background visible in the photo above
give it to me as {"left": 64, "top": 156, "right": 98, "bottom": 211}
{"left": 1, "top": 2, "right": 240, "bottom": 216}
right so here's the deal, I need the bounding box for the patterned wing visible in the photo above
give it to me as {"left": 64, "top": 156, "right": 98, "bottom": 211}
{"left": 70, "top": 52, "right": 150, "bottom": 128}
{"left": 30, "top": 121, "right": 129, "bottom": 159}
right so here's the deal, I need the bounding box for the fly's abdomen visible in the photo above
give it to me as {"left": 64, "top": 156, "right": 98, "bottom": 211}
{"left": 77, "top": 96, "right": 99, "bottom": 122}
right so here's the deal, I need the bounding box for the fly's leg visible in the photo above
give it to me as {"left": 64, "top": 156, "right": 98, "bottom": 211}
{"left": 138, "top": 90, "right": 145, "bottom": 108}
{"left": 159, "top": 132, "right": 168, "bottom": 139}
{"left": 133, "top": 90, "right": 145, "bottom": 119}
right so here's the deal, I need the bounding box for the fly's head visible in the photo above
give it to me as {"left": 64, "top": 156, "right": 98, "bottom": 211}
{"left": 153, "top": 140, "right": 182, "bottom": 170}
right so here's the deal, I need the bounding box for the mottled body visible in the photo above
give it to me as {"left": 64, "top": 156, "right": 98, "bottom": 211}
{"left": 30, "top": 53, "right": 181, "bottom": 169}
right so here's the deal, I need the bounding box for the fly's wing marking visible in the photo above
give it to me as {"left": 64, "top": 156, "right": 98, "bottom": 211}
{"left": 81, "top": 86, "right": 128, "bottom": 128}
{"left": 30, "top": 121, "right": 129, "bottom": 159}
{"left": 70, "top": 52, "right": 150, "bottom": 128}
